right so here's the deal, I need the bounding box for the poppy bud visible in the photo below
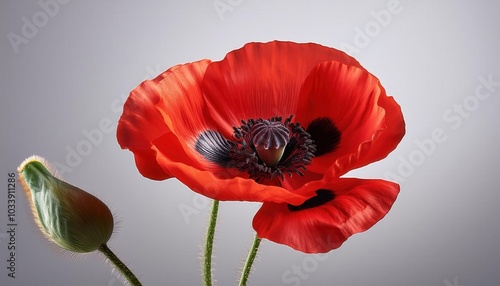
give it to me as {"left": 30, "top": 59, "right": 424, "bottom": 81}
{"left": 18, "top": 155, "right": 114, "bottom": 253}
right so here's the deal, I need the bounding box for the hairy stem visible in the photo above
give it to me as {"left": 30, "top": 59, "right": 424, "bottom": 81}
{"left": 238, "top": 233, "right": 262, "bottom": 286}
{"left": 98, "top": 244, "right": 142, "bottom": 286}
{"left": 203, "top": 199, "right": 219, "bottom": 286}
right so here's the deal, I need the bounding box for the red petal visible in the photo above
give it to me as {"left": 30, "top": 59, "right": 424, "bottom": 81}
{"left": 296, "top": 61, "right": 405, "bottom": 177}
{"left": 202, "top": 41, "right": 361, "bottom": 136}
{"left": 153, "top": 59, "right": 217, "bottom": 158}
{"left": 132, "top": 148, "right": 172, "bottom": 180}
{"left": 253, "top": 178, "right": 400, "bottom": 253}
{"left": 351, "top": 94, "right": 405, "bottom": 170}
{"left": 117, "top": 75, "right": 173, "bottom": 180}
{"left": 118, "top": 60, "right": 225, "bottom": 179}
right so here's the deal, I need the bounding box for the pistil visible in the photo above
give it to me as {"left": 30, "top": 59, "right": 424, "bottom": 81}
{"left": 251, "top": 120, "right": 290, "bottom": 166}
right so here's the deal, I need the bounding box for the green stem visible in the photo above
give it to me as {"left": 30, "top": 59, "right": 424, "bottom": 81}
{"left": 203, "top": 199, "right": 219, "bottom": 286}
{"left": 238, "top": 233, "right": 262, "bottom": 286}
{"left": 98, "top": 244, "right": 142, "bottom": 286}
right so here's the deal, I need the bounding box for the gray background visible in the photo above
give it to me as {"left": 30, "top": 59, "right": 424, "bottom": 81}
{"left": 1, "top": 1, "right": 500, "bottom": 285}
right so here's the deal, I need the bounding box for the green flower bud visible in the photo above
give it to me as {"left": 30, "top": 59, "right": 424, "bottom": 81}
{"left": 18, "top": 156, "right": 114, "bottom": 253}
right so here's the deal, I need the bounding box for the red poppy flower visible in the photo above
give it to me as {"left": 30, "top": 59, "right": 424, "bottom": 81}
{"left": 117, "top": 41, "right": 405, "bottom": 253}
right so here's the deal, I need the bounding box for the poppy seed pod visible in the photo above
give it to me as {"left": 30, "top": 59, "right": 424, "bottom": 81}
{"left": 18, "top": 156, "right": 114, "bottom": 253}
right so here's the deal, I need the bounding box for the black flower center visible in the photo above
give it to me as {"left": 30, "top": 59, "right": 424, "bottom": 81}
{"left": 229, "top": 116, "right": 315, "bottom": 182}
{"left": 195, "top": 115, "right": 341, "bottom": 183}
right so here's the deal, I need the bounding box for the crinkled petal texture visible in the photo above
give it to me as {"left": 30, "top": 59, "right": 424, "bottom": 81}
{"left": 117, "top": 59, "right": 223, "bottom": 180}
{"left": 116, "top": 68, "right": 176, "bottom": 180}
{"left": 294, "top": 61, "right": 405, "bottom": 179}
{"left": 252, "top": 178, "right": 400, "bottom": 253}
{"left": 201, "top": 41, "right": 362, "bottom": 138}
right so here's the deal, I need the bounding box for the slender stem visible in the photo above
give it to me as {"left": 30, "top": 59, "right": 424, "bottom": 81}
{"left": 238, "top": 233, "right": 262, "bottom": 286}
{"left": 203, "top": 199, "right": 219, "bottom": 286}
{"left": 98, "top": 244, "right": 142, "bottom": 286}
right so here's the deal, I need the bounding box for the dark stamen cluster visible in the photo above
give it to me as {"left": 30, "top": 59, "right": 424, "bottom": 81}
{"left": 229, "top": 115, "right": 316, "bottom": 182}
